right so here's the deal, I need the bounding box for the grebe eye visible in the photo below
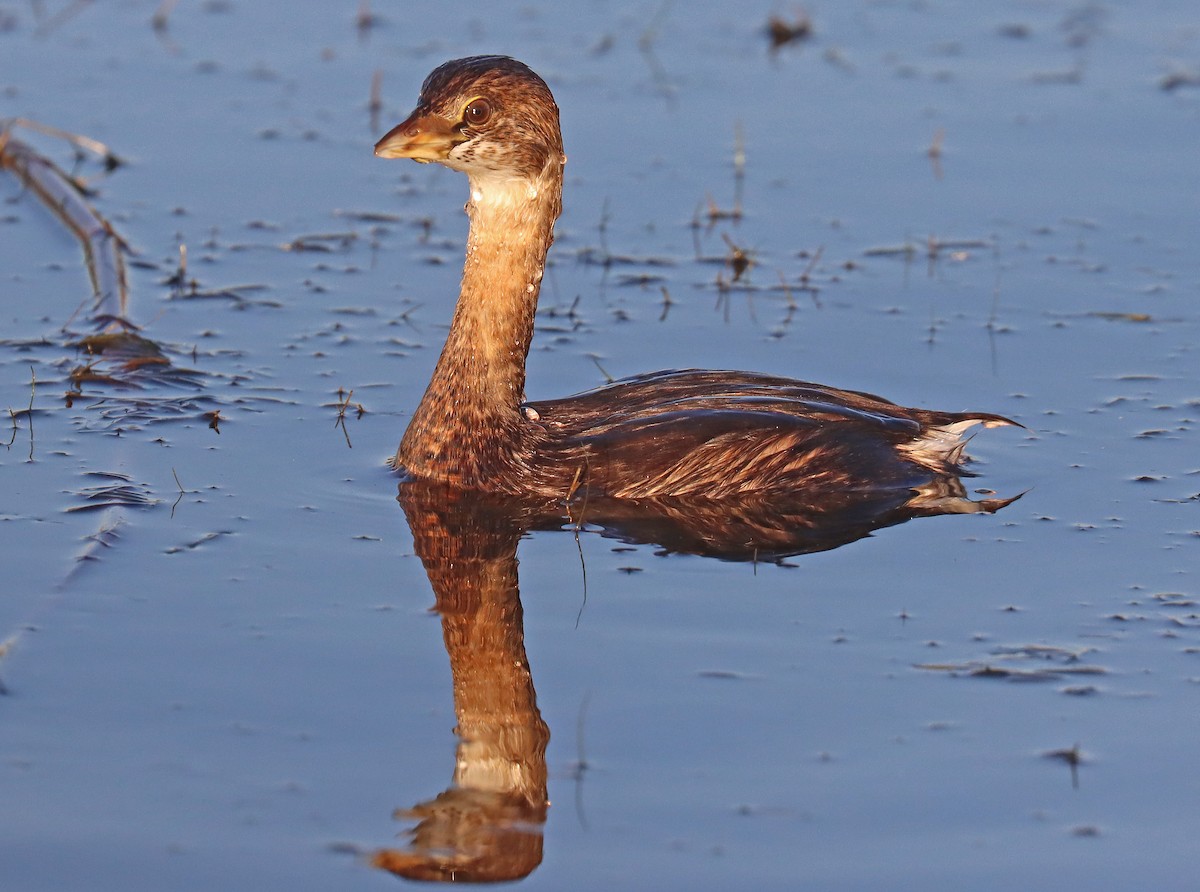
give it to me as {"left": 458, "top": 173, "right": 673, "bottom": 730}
{"left": 464, "top": 99, "right": 492, "bottom": 127}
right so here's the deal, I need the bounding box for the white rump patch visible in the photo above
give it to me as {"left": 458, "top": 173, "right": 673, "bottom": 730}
{"left": 899, "top": 419, "right": 982, "bottom": 470}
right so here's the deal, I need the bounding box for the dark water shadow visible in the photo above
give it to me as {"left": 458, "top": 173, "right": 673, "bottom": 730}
{"left": 369, "top": 475, "right": 1018, "bottom": 883}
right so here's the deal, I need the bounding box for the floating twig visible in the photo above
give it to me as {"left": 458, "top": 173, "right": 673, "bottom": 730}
{"left": 797, "top": 245, "right": 824, "bottom": 306}
{"left": 722, "top": 232, "right": 754, "bottom": 282}
{"left": 658, "top": 286, "right": 674, "bottom": 322}
{"left": 1043, "top": 743, "right": 1085, "bottom": 789}
{"left": 565, "top": 456, "right": 592, "bottom": 537}
{"left": 162, "top": 242, "right": 190, "bottom": 295}
{"left": 333, "top": 387, "right": 365, "bottom": 448}
{"left": 3, "top": 117, "right": 123, "bottom": 169}
{"left": 1087, "top": 311, "right": 1152, "bottom": 323}
{"left": 703, "top": 192, "right": 742, "bottom": 225}
{"left": 170, "top": 467, "right": 186, "bottom": 518}
{"left": 588, "top": 355, "right": 613, "bottom": 384}
{"left": 864, "top": 236, "right": 991, "bottom": 263}
{"left": 5, "top": 367, "right": 36, "bottom": 461}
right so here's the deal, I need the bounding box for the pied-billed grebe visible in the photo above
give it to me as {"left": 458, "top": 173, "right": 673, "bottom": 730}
{"left": 375, "top": 56, "right": 1014, "bottom": 498}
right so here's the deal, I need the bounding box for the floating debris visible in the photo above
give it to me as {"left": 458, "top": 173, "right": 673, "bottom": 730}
{"left": 1044, "top": 743, "right": 1087, "bottom": 788}
{"left": 282, "top": 232, "right": 358, "bottom": 253}
{"left": 67, "top": 331, "right": 204, "bottom": 393}
{"left": 164, "top": 530, "right": 235, "bottom": 554}
{"left": 65, "top": 471, "right": 157, "bottom": 513}
{"left": 722, "top": 233, "right": 754, "bottom": 282}
{"left": 997, "top": 23, "right": 1033, "bottom": 39}
{"left": 79, "top": 393, "right": 220, "bottom": 431}
{"left": 573, "top": 246, "right": 676, "bottom": 268}
{"left": 1161, "top": 69, "right": 1200, "bottom": 92}
{"left": 335, "top": 209, "right": 404, "bottom": 223}
{"left": 917, "top": 643, "right": 1105, "bottom": 682}
{"left": 765, "top": 12, "right": 813, "bottom": 53}
{"left": 331, "top": 387, "right": 365, "bottom": 448}
{"left": 1088, "top": 311, "right": 1152, "bottom": 323}
{"left": 168, "top": 283, "right": 280, "bottom": 308}
{"left": 864, "top": 236, "right": 992, "bottom": 259}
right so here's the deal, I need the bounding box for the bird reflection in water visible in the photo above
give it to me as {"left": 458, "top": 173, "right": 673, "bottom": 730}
{"left": 369, "top": 478, "right": 1018, "bottom": 883}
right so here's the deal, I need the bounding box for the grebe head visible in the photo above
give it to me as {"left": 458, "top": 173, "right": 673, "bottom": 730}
{"left": 374, "top": 55, "right": 563, "bottom": 184}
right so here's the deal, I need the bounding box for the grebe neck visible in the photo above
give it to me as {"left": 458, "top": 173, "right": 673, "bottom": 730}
{"left": 394, "top": 161, "right": 563, "bottom": 484}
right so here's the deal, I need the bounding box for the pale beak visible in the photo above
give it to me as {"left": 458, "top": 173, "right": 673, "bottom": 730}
{"left": 374, "top": 111, "right": 464, "bottom": 163}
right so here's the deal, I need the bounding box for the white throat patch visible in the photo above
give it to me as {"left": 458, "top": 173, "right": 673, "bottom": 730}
{"left": 468, "top": 174, "right": 539, "bottom": 214}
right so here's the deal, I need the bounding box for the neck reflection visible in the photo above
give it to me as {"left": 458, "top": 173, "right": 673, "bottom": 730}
{"left": 373, "top": 483, "right": 550, "bottom": 884}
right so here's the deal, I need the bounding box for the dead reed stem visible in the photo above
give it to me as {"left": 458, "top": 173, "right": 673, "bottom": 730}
{"left": 0, "top": 123, "right": 130, "bottom": 330}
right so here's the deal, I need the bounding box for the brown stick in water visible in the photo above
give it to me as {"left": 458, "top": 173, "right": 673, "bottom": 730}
{"left": 0, "top": 122, "right": 130, "bottom": 330}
